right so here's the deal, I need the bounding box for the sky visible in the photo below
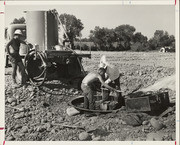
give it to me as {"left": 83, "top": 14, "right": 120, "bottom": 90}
{"left": 5, "top": 5, "right": 175, "bottom": 39}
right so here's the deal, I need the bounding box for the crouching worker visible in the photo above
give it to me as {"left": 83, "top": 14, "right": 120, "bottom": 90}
{"left": 81, "top": 68, "right": 120, "bottom": 110}
{"left": 99, "top": 55, "right": 123, "bottom": 105}
{"left": 6, "top": 29, "right": 33, "bottom": 88}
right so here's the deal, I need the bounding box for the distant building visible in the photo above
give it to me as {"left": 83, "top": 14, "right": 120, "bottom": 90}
{"left": 159, "top": 47, "right": 165, "bottom": 52}
{"left": 160, "top": 46, "right": 172, "bottom": 53}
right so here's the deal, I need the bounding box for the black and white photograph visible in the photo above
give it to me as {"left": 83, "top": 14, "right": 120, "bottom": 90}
{"left": 1, "top": 1, "right": 179, "bottom": 143}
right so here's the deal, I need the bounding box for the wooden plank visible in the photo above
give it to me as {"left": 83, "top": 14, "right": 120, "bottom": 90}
{"left": 45, "top": 50, "right": 91, "bottom": 58}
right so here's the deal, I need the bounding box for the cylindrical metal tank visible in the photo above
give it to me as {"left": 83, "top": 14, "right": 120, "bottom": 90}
{"left": 26, "top": 11, "right": 58, "bottom": 51}
{"left": 46, "top": 11, "right": 59, "bottom": 49}
{"left": 26, "top": 11, "right": 45, "bottom": 51}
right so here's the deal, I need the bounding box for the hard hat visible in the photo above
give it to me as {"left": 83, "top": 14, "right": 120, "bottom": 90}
{"left": 99, "top": 55, "right": 108, "bottom": 68}
{"left": 14, "top": 29, "right": 23, "bottom": 35}
{"left": 99, "top": 62, "right": 106, "bottom": 68}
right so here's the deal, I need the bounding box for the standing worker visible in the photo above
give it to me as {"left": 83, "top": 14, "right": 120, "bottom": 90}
{"left": 81, "top": 68, "right": 120, "bottom": 110}
{"left": 6, "top": 29, "right": 32, "bottom": 88}
{"left": 99, "top": 55, "right": 122, "bottom": 102}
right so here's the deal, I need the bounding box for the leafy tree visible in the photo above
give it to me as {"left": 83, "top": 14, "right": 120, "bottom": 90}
{"left": 169, "top": 35, "right": 175, "bottom": 48}
{"left": 11, "top": 17, "right": 26, "bottom": 24}
{"left": 131, "top": 42, "right": 148, "bottom": 52}
{"left": 130, "top": 32, "right": 148, "bottom": 51}
{"left": 89, "top": 26, "right": 116, "bottom": 51}
{"left": 148, "top": 30, "right": 175, "bottom": 50}
{"left": 89, "top": 26, "right": 105, "bottom": 50}
{"left": 147, "top": 38, "right": 157, "bottom": 50}
{"left": 159, "top": 33, "right": 170, "bottom": 46}
{"left": 131, "top": 32, "right": 148, "bottom": 51}
{"left": 59, "top": 13, "right": 84, "bottom": 48}
{"left": 132, "top": 32, "right": 147, "bottom": 44}
{"left": 114, "top": 25, "right": 136, "bottom": 50}
{"left": 154, "top": 30, "right": 164, "bottom": 41}
{"left": 104, "top": 28, "right": 117, "bottom": 50}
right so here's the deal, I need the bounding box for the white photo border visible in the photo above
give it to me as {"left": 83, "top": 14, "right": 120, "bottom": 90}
{"left": 0, "top": 1, "right": 179, "bottom": 145}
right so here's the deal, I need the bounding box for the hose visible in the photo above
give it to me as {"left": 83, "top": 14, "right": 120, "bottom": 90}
{"left": 33, "top": 52, "right": 47, "bottom": 79}
{"left": 24, "top": 49, "right": 47, "bottom": 87}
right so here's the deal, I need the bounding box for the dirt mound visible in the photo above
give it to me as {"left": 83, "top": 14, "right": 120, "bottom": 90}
{"left": 139, "top": 75, "right": 175, "bottom": 92}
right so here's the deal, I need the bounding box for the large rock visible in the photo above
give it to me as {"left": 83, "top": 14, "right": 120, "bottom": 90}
{"left": 79, "top": 132, "right": 91, "bottom": 141}
{"left": 142, "top": 120, "right": 149, "bottom": 125}
{"left": 41, "top": 118, "right": 47, "bottom": 123}
{"left": 150, "top": 118, "right": 164, "bottom": 130}
{"left": 66, "top": 107, "right": 80, "bottom": 116}
{"left": 14, "top": 112, "right": 25, "bottom": 119}
{"left": 146, "top": 132, "right": 165, "bottom": 141}
{"left": 7, "top": 97, "right": 17, "bottom": 104}
{"left": 6, "top": 136, "right": 15, "bottom": 141}
{"left": 21, "top": 126, "right": 28, "bottom": 133}
{"left": 123, "top": 114, "right": 142, "bottom": 126}
{"left": 18, "top": 107, "right": 25, "bottom": 112}
{"left": 14, "top": 124, "right": 22, "bottom": 130}
{"left": 45, "top": 123, "right": 52, "bottom": 132}
{"left": 90, "top": 116, "right": 98, "bottom": 124}
{"left": 36, "top": 126, "right": 46, "bottom": 132}
{"left": 11, "top": 101, "right": 17, "bottom": 106}
{"left": 56, "top": 117, "right": 64, "bottom": 122}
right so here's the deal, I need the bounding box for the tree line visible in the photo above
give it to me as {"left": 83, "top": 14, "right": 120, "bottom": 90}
{"left": 10, "top": 13, "right": 175, "bottom": 52}
{"left": 76, "top": 26, "right": 175, "bottom": 52}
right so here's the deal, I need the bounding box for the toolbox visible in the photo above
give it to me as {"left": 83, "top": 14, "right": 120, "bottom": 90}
{"left": 125, "top": 92, "right": 170, "bottom": 112}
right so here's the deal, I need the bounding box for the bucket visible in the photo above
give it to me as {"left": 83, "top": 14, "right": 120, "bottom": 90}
{"left": 101, "top": 87, "right": 109, "bottom": 102}
{"left": 19, "top": 44, "right": 29, "bottom": 55}
{"left": 111, "top": 90, "right": 124, "bottom": 106}
{"left": 113, "top": 91, "right": 121, "bottom": 102}
{"left": 100, "top": 103, "right": 108, "bottom": 111}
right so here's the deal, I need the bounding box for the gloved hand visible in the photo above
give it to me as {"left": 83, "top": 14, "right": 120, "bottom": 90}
{"left": 105, "top": 78, "right": 111, "bottom": 84}
{"left": 27, "top": 43, "right": 33, "bottom": 49}
{"left": 116, "top": 90, "right": 122, "bottom": 92}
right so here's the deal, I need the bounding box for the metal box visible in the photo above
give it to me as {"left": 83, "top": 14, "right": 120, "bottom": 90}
{"left": 125, "top": 92, "right": 170, "bottom": 112}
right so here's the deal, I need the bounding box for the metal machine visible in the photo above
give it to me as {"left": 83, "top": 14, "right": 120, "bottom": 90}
{"left": 6, "top": 9, "right": 91, "bottom": 87}
{"left": 25, "top": 9, "right": 91, "bottom": 87}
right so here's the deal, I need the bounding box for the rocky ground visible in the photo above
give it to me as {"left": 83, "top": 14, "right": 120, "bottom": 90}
{"left": 5, "top": 51, "right": 176, "bottom": 141}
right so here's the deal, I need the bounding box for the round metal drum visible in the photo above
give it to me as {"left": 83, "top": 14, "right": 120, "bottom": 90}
{"left": 26, "top": 11, "right": 45, "bottom": 51}
{"left": 19, "top": 44, "right": 29, "bottom": 55}
{"left": 26, "top": 10, "right": 58, "bottom": 51}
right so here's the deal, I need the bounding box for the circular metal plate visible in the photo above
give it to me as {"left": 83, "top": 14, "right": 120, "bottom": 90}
{"left": 69, "top": 96, "right": 121, "bottom": 113}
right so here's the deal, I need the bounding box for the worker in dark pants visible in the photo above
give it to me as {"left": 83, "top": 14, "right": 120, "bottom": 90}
{"left": 99, "top": 55, "right": 123, "bottom": 105}
{"left": 81, "top": 68, "right": 119, "bottom": 110}
{"left": 6, "top": 29, "right": 32, "bottom": 88}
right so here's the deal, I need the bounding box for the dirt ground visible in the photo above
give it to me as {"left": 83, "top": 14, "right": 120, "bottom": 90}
{"left": 5, "top": 51, "right": 176, "bottom": 141}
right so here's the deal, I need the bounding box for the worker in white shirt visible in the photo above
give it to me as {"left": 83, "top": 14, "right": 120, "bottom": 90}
{"left": 99, "top": 55, "right": 121, "bottom": 102}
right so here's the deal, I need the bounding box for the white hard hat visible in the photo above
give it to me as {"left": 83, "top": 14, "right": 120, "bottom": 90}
{"left": 14, "top": 29, "right": 23, "bottom": 35}
{"left": 99, "top": 55, "right": 108, "bottom": 68}
{"left": 99, "top": 62, "right": 106, "bottom": 68}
